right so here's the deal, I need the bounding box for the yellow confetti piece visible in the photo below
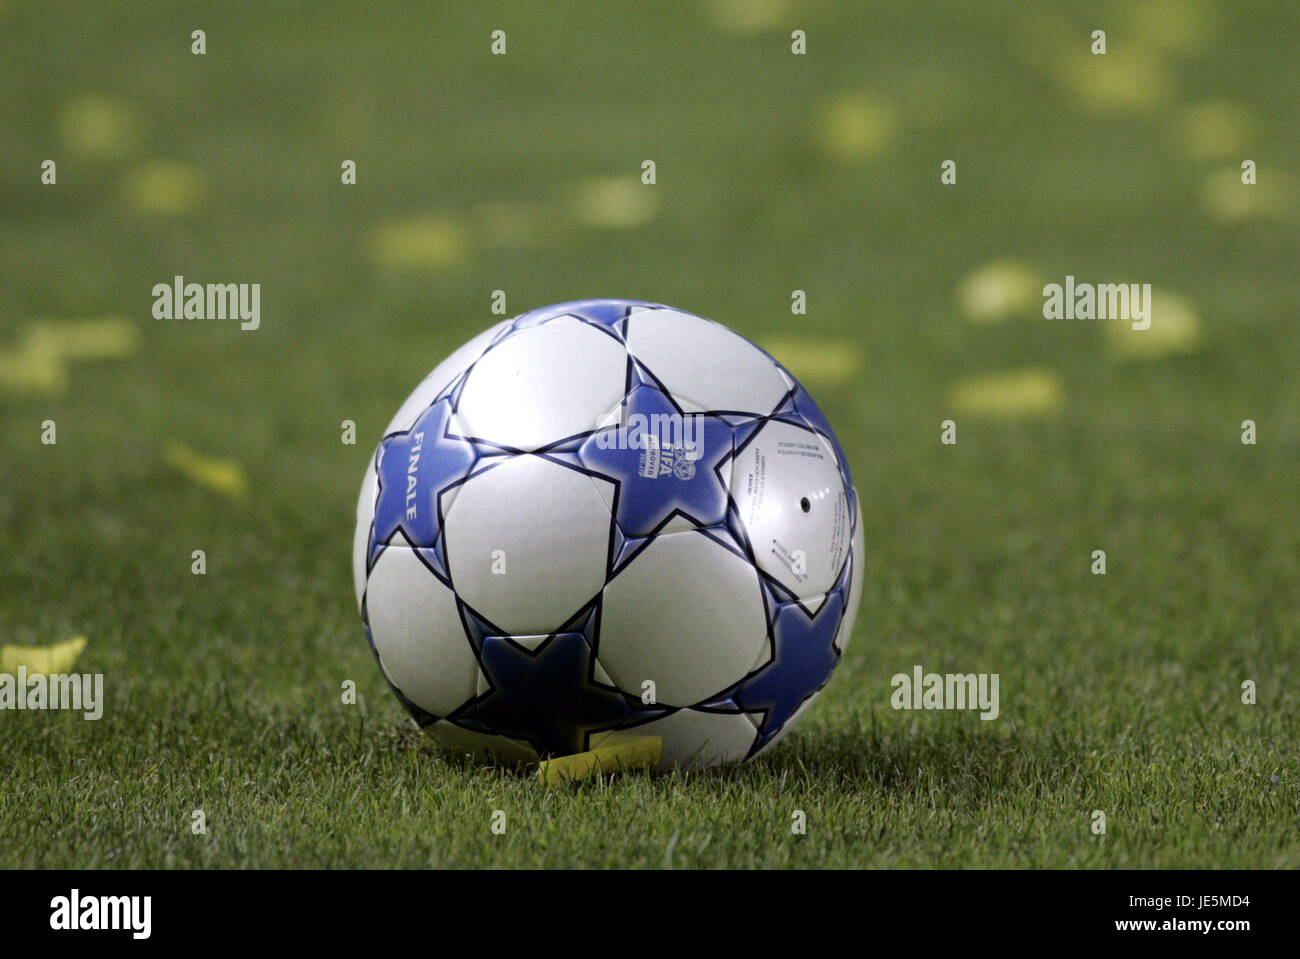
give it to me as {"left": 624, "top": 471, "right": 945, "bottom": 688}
{"left": 1199, "top": 168, "right": 1295, "bottom": 223}
{"left": 1053, "top": 48, "right": 1177, "bottom": 113}
{"left": 1, "top": 637, "right": 87, "bottom": 675}
{"left": 24, "top": 317, "right": 140, "bottom": 362}
{"left": 702, "top": 0, "right": 788, "bottom": 34}
{"left": 0, "top": 336, "right": 67, "bottom": 396}
{"left": 762, "top": 336, "right": 861, "bottom": 385}
{"left": 57, "top": 93, "right": 141, "bottom": 158}
{"left": 0, "top": 318, "right": 139, "bottom": 396}
{"left": 538, "top": 736, "right": 662, "bottom": 784}
{"left": 1104, "top": 288, "right": 1204, "bottom": 360}
{"left": 367, "top": 214, "right": 470, "bottom": 269}
{"left": 813, "top": 92, "right": 897, "bottom": 163}
{"left": 165, "top": 440, "right": 250, "bottom": 499}
{"left": 122, "top": 160, "right": 206, "bottom": 217}
{"left": 564, "top": 176, "right": 661, "bottom": 230}
{"left": 949, "top": 366, "right": 1065, "bottom": 419}
{"left": 1173, "top": 100, "right": 1256, "bottom": 162}
{"left": 956, "top": 258, "right": 1043, "bottom": 325}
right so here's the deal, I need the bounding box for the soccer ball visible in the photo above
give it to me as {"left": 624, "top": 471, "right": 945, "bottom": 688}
{"left": 353, "top": 299, "right": 863, "bottom": 769}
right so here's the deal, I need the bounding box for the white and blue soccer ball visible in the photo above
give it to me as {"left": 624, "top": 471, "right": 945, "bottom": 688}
{"left": 353, "top": 299, "right": 863, "bottom": 769}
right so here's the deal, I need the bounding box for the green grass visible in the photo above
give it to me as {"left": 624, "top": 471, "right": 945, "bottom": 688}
{"left": 1, "top": 0, "right": 1298, "bottom": 868}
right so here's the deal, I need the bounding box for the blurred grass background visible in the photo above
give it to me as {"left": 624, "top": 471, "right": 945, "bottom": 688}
{"left": 0, "top": 0, "right": 1297, "bottom": 867}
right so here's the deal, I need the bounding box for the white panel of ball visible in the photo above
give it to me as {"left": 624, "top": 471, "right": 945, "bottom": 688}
{"left": 456, "top": 321, "right": 628, "bottom": 450}
{"left": 443, "top": 454, "right": 614, "bottom": 634}
{"left": 365, "top": 546, "right": 480, "bottom": 716}
{"left": 730, "top": 419, "right": 851, "bottom": 601}
{"left": 624, "top": 309, "right": 791, "bottom": 415}
{"left": 598, "top": 530, "right": 769, "bottom": 707}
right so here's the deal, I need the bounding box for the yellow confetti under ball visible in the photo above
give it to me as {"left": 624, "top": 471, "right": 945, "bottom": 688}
{"left": 538, "top": 737, "right": 663, "bottom": 784}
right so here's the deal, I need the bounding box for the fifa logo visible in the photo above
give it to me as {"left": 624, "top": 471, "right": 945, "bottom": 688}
{"left": 592, "top": 412, "right": 703, "bottom": 480}
{"left": 637, "top": 433, "right": 699, "bottom": 480}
